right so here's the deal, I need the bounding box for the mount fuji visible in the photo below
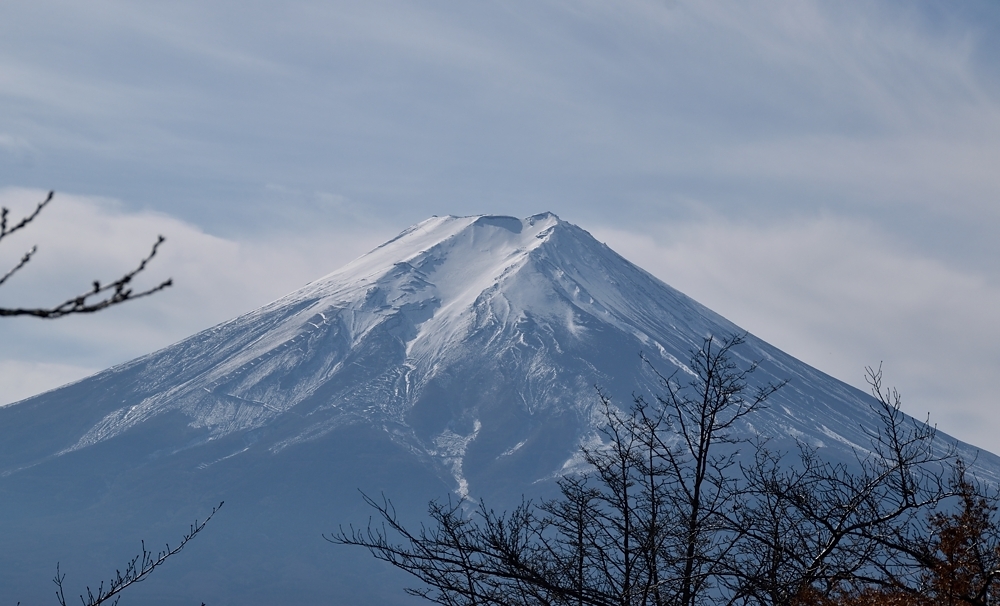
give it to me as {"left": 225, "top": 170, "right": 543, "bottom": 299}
{"left": 0, "top": 213, "right": 994, "bottom": 605}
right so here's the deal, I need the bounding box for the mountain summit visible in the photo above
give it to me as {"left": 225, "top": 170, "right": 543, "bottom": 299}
{"left": 0, "top": 214, "right": 992, "bottom": 605}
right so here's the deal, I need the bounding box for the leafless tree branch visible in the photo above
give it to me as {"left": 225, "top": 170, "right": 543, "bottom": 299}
{"left": 0, "top": 191, "right": 172, "bottom": 318}
{"left": 334, "top": 338, "right": 972, "bottom": 606}
{"left": 52, "top": 502, "right": 223, "bottom": 606}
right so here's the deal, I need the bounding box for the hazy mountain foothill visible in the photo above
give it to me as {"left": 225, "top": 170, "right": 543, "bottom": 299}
{"left": 1, "top": 213, "right": 996, "bottom": 604}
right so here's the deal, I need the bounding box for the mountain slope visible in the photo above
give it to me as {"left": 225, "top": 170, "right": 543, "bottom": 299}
{"left": 0, "top": 213, "right": 992, "bottom": 605}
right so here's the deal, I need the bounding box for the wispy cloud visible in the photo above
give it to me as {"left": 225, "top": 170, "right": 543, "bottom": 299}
{"left": 0, "top": 187, "right": 388, "bottom": 404}
{"left": 0, "top": 133, "right": 33, "bottom": 156}
{"left": 596, "top": 216, "right": 1000, "bottom": 454}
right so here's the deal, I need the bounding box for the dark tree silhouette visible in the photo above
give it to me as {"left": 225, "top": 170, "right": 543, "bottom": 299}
{"left": 918, "top": 464, "right": 1000, "bottom": 605}
{"left": 329, "top": 334, "right": 788, "bottom": 606}
{"left": 0, "top": 191, "right": 172, "bottom": 318}
{"left": 729, "top": 365, "right": 959, "bottom": 606}
{"left": 332, "top": 336, "right": 972, "bottom": 606}
{"left": 792, "top": 463, "right": 1000, "bottom": 606}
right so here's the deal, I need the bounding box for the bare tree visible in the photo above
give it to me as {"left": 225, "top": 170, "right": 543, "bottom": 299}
{"left": 633, "top": 334, "right": 786, "bottom": 606}
{"left": 329, "top": 334, "right": 786, "bottom": 606}
{"left": 332, "top": 338, "right": 973, "bottom": 606}
{"left": 51, "top": 502, "right": 223, "bottom": 606}
{"left": 791, "top": 463, "right": 1000, "bottom": 606}
{"left": 732, "top": 366, "right": 958, "bottom": 606}
{"left": 0, "top": 191, "right": 171, "bottom": 318}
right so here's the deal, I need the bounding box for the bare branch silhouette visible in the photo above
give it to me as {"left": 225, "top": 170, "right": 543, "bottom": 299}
{"left": 53, "top": 502, "right": 223, "bottom": 606}
{"left": 0, "top": 191, "right": 172, "bottom": 318}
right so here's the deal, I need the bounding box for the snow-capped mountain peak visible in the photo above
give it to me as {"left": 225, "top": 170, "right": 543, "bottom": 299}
{"left": 0, "top": 213, "right": 994, "bottom": 605}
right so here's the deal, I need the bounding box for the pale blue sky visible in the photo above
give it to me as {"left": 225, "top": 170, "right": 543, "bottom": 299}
{"left": 2, "top": 1, "right": 1000, "bottom": 453}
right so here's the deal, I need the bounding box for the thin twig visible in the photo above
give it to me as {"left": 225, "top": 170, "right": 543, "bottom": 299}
{"left": 53, "top": 502, "right": 223, "bottom": 606}
{"left": 0, "top": 235, "right": 173, "bottom": 318}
